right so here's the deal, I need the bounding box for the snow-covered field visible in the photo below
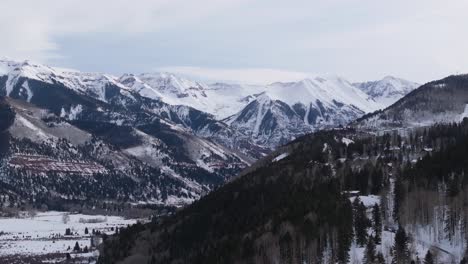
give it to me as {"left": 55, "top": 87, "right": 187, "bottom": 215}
{"left": 0, "top": 211, "right": 139, "bottom": 263}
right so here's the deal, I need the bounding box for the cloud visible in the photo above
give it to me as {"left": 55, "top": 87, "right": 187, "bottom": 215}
{"left": 0, "top": 0, "right": 247, "bottom": 61}
{"left": 1, "top": 0, "right": 467, "bottom": 83}
{"left": 157, "top": 66, "right": 314, "bottom": 85}
{"left": 290, "top": 0, "right": 468, "bottom": 82}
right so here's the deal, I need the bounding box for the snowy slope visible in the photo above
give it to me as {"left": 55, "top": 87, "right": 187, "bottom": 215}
{"left": 121, "top": 73, "right": 381, "bottom": 119}
{"left": 266, "top": 76, "right": 378, "bottom": 113}
{"left": 0, "top": 58, "right": 417, "bottom": 152}
{"left": 224, "top": 93, "right": 312, "bottom": 147}
{"left": 0, "top": 59, "right": 129, "bottom": 103}
{"left": 120, "top": 73, "right": 264, "bottom": 119}
{"left": 118, "top": 72, "right": 389, "bottom": 149}
{"left": 224, "top": 77, "right": 378, "bottom": 148}
{"left": 354, "top": 76, "right": 419, "bottom": 108}
{"left": 354, "top": 74, "right": 468, "bottom": 130}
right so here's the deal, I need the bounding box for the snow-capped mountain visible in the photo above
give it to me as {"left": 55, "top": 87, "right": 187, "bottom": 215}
{"left": 119, "top": 72, "right": 260, "bottom": 119}
{"left": 0, "top": 59, "right": 256, "bottom": 208}
{"left": 266, "top": 76, "right": 378, "bottom": 113}
{"left": 354, "top": 76, "right": 419, "bottom": 108}
{"left": 354, "top": 74, "right": 468, "bottom": 130}
{"left": 0, "top": 59, "right": 267, "bottom": 158}
{"left": 224, "top": 93, "right": 312, "bottom": 147}
{"left": 121, "top": 72, "right": 421, "bottom": 149}
{"left": 119, "top": 72, "right": 208, "bottom": 109}
{"left": 0, "top": 59, "right": 129, "bottom": 104}
{"left": 117, "top": 71, "right": 415, "bottom": 149}
{"left": 0, "top": 58, "right": 417, "bottom": 152}
{"left": 119, "top": 73, "right": 386, "bottom": 120}
{"left": 224, "top": 77, "right": 379, "bottom": 148}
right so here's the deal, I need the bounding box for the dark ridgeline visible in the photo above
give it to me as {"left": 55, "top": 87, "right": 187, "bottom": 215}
{"left": 99, "top": 116, "right": 468, "bottom": 263}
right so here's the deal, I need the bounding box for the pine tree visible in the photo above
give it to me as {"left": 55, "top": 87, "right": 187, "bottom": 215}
{"left": 392, "top": 225, "right": 410, "bottom": 264}
{"left": 84, "top": 227, "right": 89, "bottom": 235}
{"left": 337, "top": 197, "right": 354, "bottom": 264}
{"left": 423, "top": 250, "right": 434, "bottom": 264}
{"left": 372, "top": 203, "right": 382, "bottom": 245}
{"left": 376, "top": 252, "right": 385, "bottom": 264}
{"left": 149, "top": 255, "right": 157, "bottom": 264}
{"left": 363, "top": 238, "right": 376, "bottom": 264}
{"left": 73, "top": 241, "right": 81, "bottom": 252}
{"left": 393, "top": 176, "right": 405, "bottom": 222}
{"left": 371, "top": 168, "right": 383, "bottom": 194}
{"left": 353, "top": 197, "right": 370, "bottom": 246}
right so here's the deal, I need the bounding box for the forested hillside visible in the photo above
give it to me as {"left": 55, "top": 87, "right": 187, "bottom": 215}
{"left": 98, "top": 120, "right": 468, "bottom": 263}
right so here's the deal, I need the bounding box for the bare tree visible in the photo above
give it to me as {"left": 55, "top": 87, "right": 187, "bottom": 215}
{"left": 62, "top": 213, "right": 70, "bottom": 224}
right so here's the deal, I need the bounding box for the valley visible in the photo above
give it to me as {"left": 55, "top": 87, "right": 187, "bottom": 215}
{"left": 0, "top": 211, "right": 140, "bottom": 264}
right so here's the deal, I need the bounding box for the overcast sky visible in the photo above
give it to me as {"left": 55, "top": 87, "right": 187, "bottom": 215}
{"left": 1, "top": 0, "right": 467, "bottom": 84}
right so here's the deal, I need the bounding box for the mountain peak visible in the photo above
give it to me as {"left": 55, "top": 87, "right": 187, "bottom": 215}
{"left": 354, "top": 74, "right": 468, "bottom": 130}
{"left": 354, "top": 76, "right": 419, "bottom": 108}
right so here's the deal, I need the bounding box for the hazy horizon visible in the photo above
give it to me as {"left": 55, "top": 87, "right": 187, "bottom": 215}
{"left": 2, "top": 0, "right": 467, "bottom": 84}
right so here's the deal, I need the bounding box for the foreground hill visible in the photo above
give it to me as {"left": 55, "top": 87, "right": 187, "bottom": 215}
{"left": 99, "top": 119, "right": 468, "bottom": 263}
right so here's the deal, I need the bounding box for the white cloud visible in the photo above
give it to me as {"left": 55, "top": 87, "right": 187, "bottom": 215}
{"left": 157, "top": 66, "right": 314, "bottom": 85}
{"left": 0, "top": 0, "right": 247, "bottom": 61}
{"left": 291, "top": 0, "right": 468, "bottom": 82}
{"left": 1, "top": 0, "right": 467, "bottom": 83}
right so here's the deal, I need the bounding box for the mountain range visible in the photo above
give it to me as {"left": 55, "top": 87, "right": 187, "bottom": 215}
{"left": 0, "top": 58, "right": 418, "bottom": 208}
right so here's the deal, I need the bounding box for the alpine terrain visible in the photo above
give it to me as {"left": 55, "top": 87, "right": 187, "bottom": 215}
{"left": 0, "top": 59, "right": 417, "bottom": 210}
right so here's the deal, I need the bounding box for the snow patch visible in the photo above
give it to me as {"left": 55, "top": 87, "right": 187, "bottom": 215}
{"left": 69, "top": 105, "right": 83, "bottom": 120}
{"left": 21, "top": 81, "right": 33, "bottom": 102}
{"left": 272, "top": 152, "right": 289, "bottom": 162}
{"left": 460, "top": 104, "right": 468, "bottom": 121}
{"left": 349, "top": 195, "right": 380, "bottom": 207}
{"left": 341, "top": 137, "right": 355, "bottom": 146}
{"left": 0, "top": 211, "right": 138, "bottom": 257}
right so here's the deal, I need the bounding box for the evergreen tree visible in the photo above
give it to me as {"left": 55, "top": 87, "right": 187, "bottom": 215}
{"left": 392, "top": 225, "right": 410, "bottom": 264}
{"left": 423, "top": 250, "right": 434, "bottom": 264}
{"left": 353, "top": 197, "right": 370, "bottom": 246}
{"left": 363, "top": 238, "right": 376, "bottom": 264}
{"left": 393, "top": 176, "right": 405, "bottom": 222}
{"left": 371, "top": 169, "right": 383, "bottom": 194}
{"left": 0, "top": 100, "right": 15, "bottom": 132}
{"left": 73, "top": 241, "right": 81, "bottom": 252}
{"left": 149, "top": 255, "right": 157, "bottom": 264}
{"left": 376, "top": 252, "right": 385, "bottom": 264}
{"left": 372, "top": 203, "right": 382, "bottom": 245}
{"left": 84, "top": 227, "right": 89, "bottom": 235}
{"left": 337, "top": 197, "right": 354, "bottom": 264}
